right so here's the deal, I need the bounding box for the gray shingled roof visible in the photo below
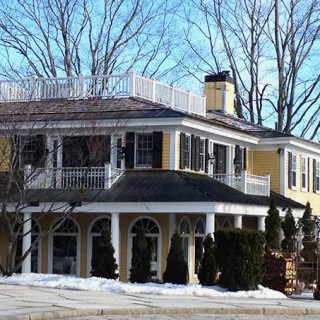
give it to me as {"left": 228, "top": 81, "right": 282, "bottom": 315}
{"left": 22, "top": 170, "right": 305, "bottom": 209}
{"left": 0, "top": 95, "right": 316, "bottom": 145}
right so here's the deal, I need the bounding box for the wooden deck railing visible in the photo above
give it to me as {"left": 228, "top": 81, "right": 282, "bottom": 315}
{"left": 0, "top": 73, "right": 206, "bottom": 116}
{"left": 24, "top": 164, "right": 124, "bottom": 190}
{"left": 211, "top": 171, "right": 270, "bottom": 196}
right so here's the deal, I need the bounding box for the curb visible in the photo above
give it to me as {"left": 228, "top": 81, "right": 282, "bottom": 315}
{"left": 4, "top": 307, "right": 320, "bottom": 320}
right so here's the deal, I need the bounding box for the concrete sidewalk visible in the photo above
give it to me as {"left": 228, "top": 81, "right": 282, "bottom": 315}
{"left": 1, "top": 284, "right": 320, "bottom": 320}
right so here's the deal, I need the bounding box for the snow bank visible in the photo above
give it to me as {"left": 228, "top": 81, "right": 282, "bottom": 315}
{"left": 0, "top": 273, "right": 287, "bottom": 299}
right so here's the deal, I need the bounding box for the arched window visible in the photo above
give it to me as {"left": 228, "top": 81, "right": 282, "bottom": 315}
{"left": 87, "top": 216, "right": 111, "bottom": 276}
{"left": 222, "top": 218, "right": 232, "bottom": 229}
{"left": 179, "top": 217, "right": 191, "bottom": 268}
{"left": 128, "top": 217, "right": 161, "bottom": 279}
{"left": 194, "top": 218, "right": 205, "bottom": 274}
{"left": 49, "top": 218, "right": 79, "bottom": 275}
{"left": 15, "top": 219, "right": 41, "bottom": 273}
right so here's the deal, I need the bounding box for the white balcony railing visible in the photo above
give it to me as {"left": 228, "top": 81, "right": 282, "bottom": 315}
{"left": 24, "top": 163, "right": 124, "bottom": 190}
{"left": 0, "top": 73, "right": 206, "bottom": 117}
{"left": 211, "top": 170, "right": 270, "bottom": 196}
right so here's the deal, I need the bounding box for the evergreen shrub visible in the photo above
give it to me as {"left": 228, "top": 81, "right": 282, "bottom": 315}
{"left": 265, "top": 197, "right": 281, "bottom": 251}
{"left": 129, "top": 226, "right": 151, "bottom": 283}
{"left": 198, "top": 233, "right": 218, "bottom": 286}
{"left": 215, "top": 228, "right": 265, "bottom": 291}
{"left": 91, "top": 227, "right": 118, "bottom": 279}
{"left": 163, "top": 232, "right": 188, "bottom": 284}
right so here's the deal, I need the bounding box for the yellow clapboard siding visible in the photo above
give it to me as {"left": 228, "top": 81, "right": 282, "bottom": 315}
{"left": 252, "top": 150, "right": 280, "bottom": 194}
{"left": 162, "top": 133, "right": 170, "bottom": 170}
{"left": 285, "top": 152, "right": 320, "bottom": 215}
{"left": 0, "top": 137, "right": 11, "bottom": 172}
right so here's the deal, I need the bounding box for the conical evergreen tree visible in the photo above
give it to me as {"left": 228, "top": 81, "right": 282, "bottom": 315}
{"left": 198, "top": 233, "right": 217, "bottom": 286}
{"left": 91, "top": 227, "right": 118, "bottom": 279}
{"left": 281, "top": 207, "right": 296, "bottom": 254}
{"left": 129, "top": 226, "right": 150, "bottom": 283}
{"left": 265, "top": 197, "right": 281, "bottom": 250}
{"left": 300, "top": 202, "right": 316, "bottom": 262}
{"left": 163, "top": 232, "right": 188, "bottom": 284}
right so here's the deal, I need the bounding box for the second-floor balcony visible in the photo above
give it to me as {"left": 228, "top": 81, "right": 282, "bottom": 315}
{"left": 0, "top": 73, "right": 206, "bottom": 117}
{"left": 211, "top": 170, "right": 270, "bottom": 196}
{"left": 24, "top": 163, "right": 124, "bottom": 190}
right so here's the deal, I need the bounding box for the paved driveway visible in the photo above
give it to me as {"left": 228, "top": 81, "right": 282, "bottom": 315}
{"left": 1, "top": 284, "right": 320, "bottom": 320}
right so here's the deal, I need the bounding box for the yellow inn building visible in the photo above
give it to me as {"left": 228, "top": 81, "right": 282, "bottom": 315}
{"left": 0, "top": 71, "right": 318, "bottom": 282}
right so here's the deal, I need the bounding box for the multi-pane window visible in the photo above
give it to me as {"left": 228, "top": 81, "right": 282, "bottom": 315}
{"left": 292, "top": 154, "right": 297, "bottom": 188}
{"left": 288, "top": 152, "right": 297, "bottom": 189}
{"left": 301, "top": 157, "right": 307, "bottom": 190}
{"left": 136, "top": 133, "right": 153, "bottom": 167}
{"left": 183, "top": 135, "right": 191, "bottom": 169}
{"left": 19, "top": 136, "right": 46, "bottom": 168}
{"left": 199, "top": 139, "right": 205, "bottom": 171}
{"left": 316, "top": 161, "right": 320, "bottom": 192}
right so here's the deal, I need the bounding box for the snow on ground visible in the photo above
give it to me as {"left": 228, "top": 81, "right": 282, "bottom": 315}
{"left": 0, "top": 273, "right": 288, "bottom": 299}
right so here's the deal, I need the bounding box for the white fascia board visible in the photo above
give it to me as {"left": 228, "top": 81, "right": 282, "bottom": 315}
{"left": 258, "top": 137, "right": 320, "bottom": 155}
{"left": 8, "top": 117, "right": 185, "bottom": 132}
{"left": 20, "top": 201, "right": 270, "bottom": 215}
{"left": 18, "top": 201, "right": 305, "bottom": 219}
{"left": 181, "top": 119, "right": 260, "bottom": 145}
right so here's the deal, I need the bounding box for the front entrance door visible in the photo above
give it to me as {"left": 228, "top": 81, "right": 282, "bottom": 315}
{"left": 214, "top": 144, "right": 227, "bottom": 174}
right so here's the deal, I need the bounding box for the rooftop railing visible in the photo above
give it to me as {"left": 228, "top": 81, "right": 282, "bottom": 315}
{"left": 211, "top": 171, "right": 270, "bottom": 196}
{"left": 0, "top": 73, "right": 206, "bottom": 117}
{"left": 24, "top": 164, "right": 124, "bottom": 190}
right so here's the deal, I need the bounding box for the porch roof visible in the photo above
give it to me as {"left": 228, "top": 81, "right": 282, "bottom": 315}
{"left": 22, "top": 170, "right": 305, "bottom": 209}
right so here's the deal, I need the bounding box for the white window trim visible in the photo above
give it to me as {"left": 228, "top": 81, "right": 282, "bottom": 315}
{"left": 87, "top": 215, "right": 111, "bottom": 277}
{"left": 291, "top": 153, "right": 297, "bottom": 190}
{"left": 316, "top": 160, "right": 320, "bottom": 194}
{"left": 48, "top": 217, "right": 81, "bottom": 276}
{"left": 127, "top": 216, "right": 162, "bottom": 280}
{"left": 183, "top": 134, "right": 191, "bottom": 170}
{"left": 301, "top": 156, "right": 308, "bottom": 192}
{"left": 199, "top": 138, "right": 205, "bottom": 172}
{"left": 179, "top": 217, "right": 191, "bottom": 274}
{"left": 135, "top": 133, "right": 153, "bottom": 168}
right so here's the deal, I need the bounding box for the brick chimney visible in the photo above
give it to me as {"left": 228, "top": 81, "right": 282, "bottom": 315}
{"left": 204, "top": 71, "right": 235, "bottom": 115}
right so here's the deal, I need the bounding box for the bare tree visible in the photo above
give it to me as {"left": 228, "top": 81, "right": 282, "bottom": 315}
{"left": 0, "top": 0, "right": 183, "bottom": 82}
{"left": 184, "top": 0, "right": 320, "bottom": 140}
{"left": 0, "top": 92, "right": 125, "bottom": 276}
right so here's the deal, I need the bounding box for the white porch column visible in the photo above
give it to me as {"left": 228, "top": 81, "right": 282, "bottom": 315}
{"left": 168, "top": 213, "right": 176, "bottom": 243}
{"left": 280, "top": 217, "right": 285, "bottom": 243}
{"left": 169, "top": 131, "right": 178, "bottom": 170}
{"left": 111, "top": 212, "right": 120, "bottom": 271}
{"left": 258, "top": 216, "right": 266, "bottom": 231}
{"left": 234, "top": 215, "right": 242, "bottom": 229}
{"left": 206, "top": 213, "right": 215, "bottom": 238}
{"left": 22, "top": 212, "right": 32, "bottom": 273}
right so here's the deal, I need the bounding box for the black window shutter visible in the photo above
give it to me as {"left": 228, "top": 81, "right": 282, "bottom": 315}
{"left": 234, "top": 145, "right": 241, "bottom": 164}
{"left": 152, "top": 131, "right": 163, "bottom": 168}
{"left": 125, "top": 132, "right": 135, "bottom": 169}
{"left": 288, "top": 152, "right": 292, "bottom": 189}
{"left": 195, "top": 136, "right": 200, "bottom": 171}
{"left": 205, "top": 139, "right": 209, "bottom": 173}
{"left": 180, "top": 133, "right": 185, "bottom": 169}
{"left": 191, "top": 134, "right": 196, "bottom": 170}
{"left": 34, "top": 135, "right": 46, "bottom": 167}
{"left": 243, "top": 148, "right": 247, "bottom": 170}
{"left": 313, "top": 158, "right": 316, "bottom": 193}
